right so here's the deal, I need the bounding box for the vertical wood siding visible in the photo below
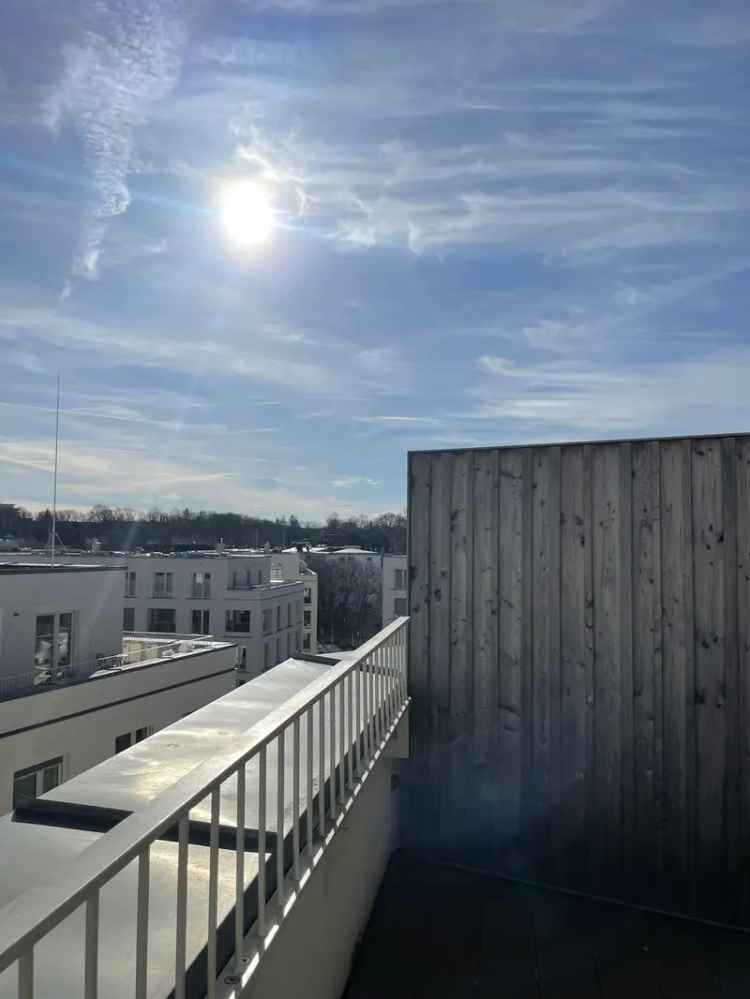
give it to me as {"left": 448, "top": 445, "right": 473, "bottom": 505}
{"left": 406, "top": 436, "right": 750, "bottom": 924}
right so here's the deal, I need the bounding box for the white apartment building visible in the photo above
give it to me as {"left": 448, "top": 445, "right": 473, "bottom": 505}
{"left": 382, "top": 553, "right": 408, "bottom": 626}
{"left": 0, "top": 562, "right": 236, "bottom": 815}
{"left": 275, "top": 549, "right": 318, "bottom": 653}
{"left": 123, "top": 552, "right": 304, "bottom": 675}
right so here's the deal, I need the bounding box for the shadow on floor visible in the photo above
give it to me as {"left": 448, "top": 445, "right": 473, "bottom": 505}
{"left": 343, "top": 850, "right": 750, "bottom": 998}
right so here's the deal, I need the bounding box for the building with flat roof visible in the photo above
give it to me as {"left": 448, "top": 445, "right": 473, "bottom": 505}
{"left": 122, "top": 551, "right": 303, "bottom": 676}
{"left": 0, "top": 562, "right": 237, "bottom": 815}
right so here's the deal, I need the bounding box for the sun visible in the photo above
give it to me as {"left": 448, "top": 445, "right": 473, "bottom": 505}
{"left": 219, "top": 180, "right": 275, "bottom": 247}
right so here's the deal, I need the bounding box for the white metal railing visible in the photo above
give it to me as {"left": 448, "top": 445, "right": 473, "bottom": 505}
{"left": 0, "top": 654, "right": 128, "bottom": 700}
{"left": 0, "top": 617, "right": 409, "bottom": 999}
{"left": 0, "top": 642, "right": 215, "bottom": 700}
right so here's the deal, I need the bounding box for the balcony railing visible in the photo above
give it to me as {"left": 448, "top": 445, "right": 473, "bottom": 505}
{"left": 0, "top": 617, "right": 410, "bottom": 999}
{"left": 0, "top": 642, "right": 218, "bottom": 702}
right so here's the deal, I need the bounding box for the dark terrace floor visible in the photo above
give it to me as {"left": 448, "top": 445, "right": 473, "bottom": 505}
{"left": 343, "top": 851, "right": 750, "bottom": 999}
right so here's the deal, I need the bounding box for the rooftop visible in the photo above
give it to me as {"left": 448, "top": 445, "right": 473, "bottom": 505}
{"left": 344, "top": 853, "right": 750, "bottom": 999}
{"left": 0, "top": 563, "right": 125, "bottom": 575}
{"left": 0, "top": 634, "right": 234, "bottom": 703}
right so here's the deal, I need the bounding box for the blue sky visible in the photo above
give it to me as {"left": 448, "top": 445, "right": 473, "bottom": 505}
{"left": 0, "top": 0, "right": 748, "bottom": 521}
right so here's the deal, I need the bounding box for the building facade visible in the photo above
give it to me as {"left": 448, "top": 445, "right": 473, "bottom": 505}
{"left": 123, "top": 552, "right": 304, "bottom": 675}
{"left": 0, "top": 562, "right": 236, "bottom": 815}
{"left": 381, "top": 553, "right": 407, "bottom": 627}
{"left": 275, "top": 550, "right": 318, "bottom": 653}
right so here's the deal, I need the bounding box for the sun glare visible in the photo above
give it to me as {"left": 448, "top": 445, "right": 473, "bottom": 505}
{"left": 219, "top": 180, "right": 275, "bottom": 247}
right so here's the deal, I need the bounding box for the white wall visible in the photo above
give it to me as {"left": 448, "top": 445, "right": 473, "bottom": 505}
{"left": 0, "top": 642, "right": 236, "bottom": 815}
{"left": 381, "top": 555, "right": 407, "bottom": 626}
{"left": 0, "top": 566, "right": 125, "bottom": 682}
{"left": 241, "top": 754, "right": 398, "bottom": 999}
{"left": 273, "top": 554, "right": 319, "bottom": 654}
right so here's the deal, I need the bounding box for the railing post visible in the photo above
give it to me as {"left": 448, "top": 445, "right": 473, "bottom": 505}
{"left": 375, "top": 650, "right": 382, "bottom": 747}
{"left": 276, "top": 732, "right": 286, "bottom": 905}
{"left": 18, "top": 949, "right": 33, "bottom": 999}
{"left": 293, "top": 718, "right": 301, "bottom": 880}
{"left": 388, "top": 637, "right": 394, "bottom": 717}
{"left": 346, "top": 670, "right": 354, "bottom": 789}
{"left": 84, "top": 890, "right": 99, "bottom": 999}
{"left": 135, "top": 848, "right": 150, "bottom": 999}
{"left": 235, "top": 762, "right": 246, "bottom": 971}
{"left": 338, "top": 679, "right": 346, "bottom": 806}
{"left": 318, "top": 699, "right": 326, "bottom": 840}
{"left": 306, "top": 706, "right": 314, "bottom": 857}
{"left": 329, "top": 685, "right": 337, "bottom": 819}
{"left": 175, "top": 814, "right": 189, "bottom": 999}
{"left": 257, "top": 747, "right": 267, "bottom": 937}
{"left": 363, "top": 658, "right": 370, "bottom": 766}
{"left": 354, "top": 665, "right": 362, "bottom": 777}
{"left": 207, "top": 787, "right": 220, "bottom": 999}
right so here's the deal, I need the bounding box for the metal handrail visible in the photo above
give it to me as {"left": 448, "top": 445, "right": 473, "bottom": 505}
{"left": 0, "top": 617, "right": 410, "bottom": 997}
{"left": 0, "top": 641, "right": 213, "bottom": 701}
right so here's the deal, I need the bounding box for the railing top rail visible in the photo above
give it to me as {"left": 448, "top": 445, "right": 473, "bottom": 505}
{"left": 0, "top": 616, "right": 409, "bottom": 971}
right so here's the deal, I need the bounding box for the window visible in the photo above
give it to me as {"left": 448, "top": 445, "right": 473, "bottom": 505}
{"left": 304, "top": 609, "right": 311, "bottom": 628}
{"left": 226, "top": 610, "right": 250, "bottom": 633}
{"left": 35, "top": 612, "right": 74, "bottom": 679}
{"left": 125, "top": 571, "right": 137, "bottom": 597}
{"left": 257, "top": 569, "right": 263, "bottom": 585}
{"left": 294, "top": 631, "right": 299, "bottom": 652}
{"left": 287, "top": 603, "right": 292, "bottom": 627}
{"left": 230, "top": 569, "right": 252, "bottom": 590}
{"left": 13, "top": 757, "right": 62, "bottom": 809}
{"left": 394, "top": 597, "right": 408, "bottom": 616}
{"left": 286, "top": 633, "right": 291, "bottom": 658}
{"left": 276, "top": 637, "right": 281, "bottom": 663}
{"left": 57, "top": 612, "right": 72, "bottom": 667}
{"left": 115, "top": 732, "right": 132, "bottom": 754}
{"left": 153, "top": 572, "right": 173, "bottom": 598}
{"left": 35, "top": 615, "right": 54, "bottom": 669}
{"left": 147, "top": 608, "right": 176, "bottom": 633}
{"left": 192, "top": 609, "right": 210, "bottom": 634}
{"left": 135, "top": 726, "right": 150, "bottom": 743}
{"left": 276, "top": 605, "right": 281, "bottom": 630}
{"left": 394, "top": 568, "right": 406, "bottom": 589}
{"left": 191, "top": 571, "right": 211, "bottom": 598}
{"left": 264, "top": 642, "right": 270, "bottom": 669}
{"left": 123, "top": 607, "right": 135, "bottom": 631}
{"left": 262, "top": 609, "right": 272, "bottom": 635}
{"left": 304, "top": 587, "right": 311, "bottom": 605}
{"left": 303, "top": 634, "right": 311, "bottom": 651}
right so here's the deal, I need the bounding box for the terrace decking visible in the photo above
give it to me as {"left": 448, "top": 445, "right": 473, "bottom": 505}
{"left": 344, "top": 851, "right": 750, "bottom": 999}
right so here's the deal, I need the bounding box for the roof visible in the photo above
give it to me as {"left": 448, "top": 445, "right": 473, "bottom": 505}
{"left": 0, "top": 562, "right": 125, "bottom": 575}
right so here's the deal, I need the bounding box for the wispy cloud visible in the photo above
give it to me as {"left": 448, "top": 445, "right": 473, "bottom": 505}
{"left": 42, "top": 0, "right": 186, "bottom": 282}
{"left": 330, "top": 476, "right": 381, "bottom": 488}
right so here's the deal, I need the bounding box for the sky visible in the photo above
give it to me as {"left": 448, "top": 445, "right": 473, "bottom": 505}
{"left": 0, "top": 0, "right": 748, "bottom": 521}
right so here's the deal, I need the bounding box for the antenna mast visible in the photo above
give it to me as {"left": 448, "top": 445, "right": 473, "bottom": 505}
{"left": 50, "top": 373, "right": 60, "bottom": 564}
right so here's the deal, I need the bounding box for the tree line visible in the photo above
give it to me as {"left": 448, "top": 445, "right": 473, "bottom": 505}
{"left": 0, "top": 504, "right": 406, "bottom": 554}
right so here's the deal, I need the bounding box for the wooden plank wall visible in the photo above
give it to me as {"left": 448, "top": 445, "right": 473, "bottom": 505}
{"left": 405, "top": 435, "right": 750, "bottom": 925}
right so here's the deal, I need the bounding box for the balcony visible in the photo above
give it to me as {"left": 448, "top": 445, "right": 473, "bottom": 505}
{"left": 0, "top": 636, "right": 226, "bottom": 702}
{"left": 0, "top": 618, "right": 409, "bottom": 998}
